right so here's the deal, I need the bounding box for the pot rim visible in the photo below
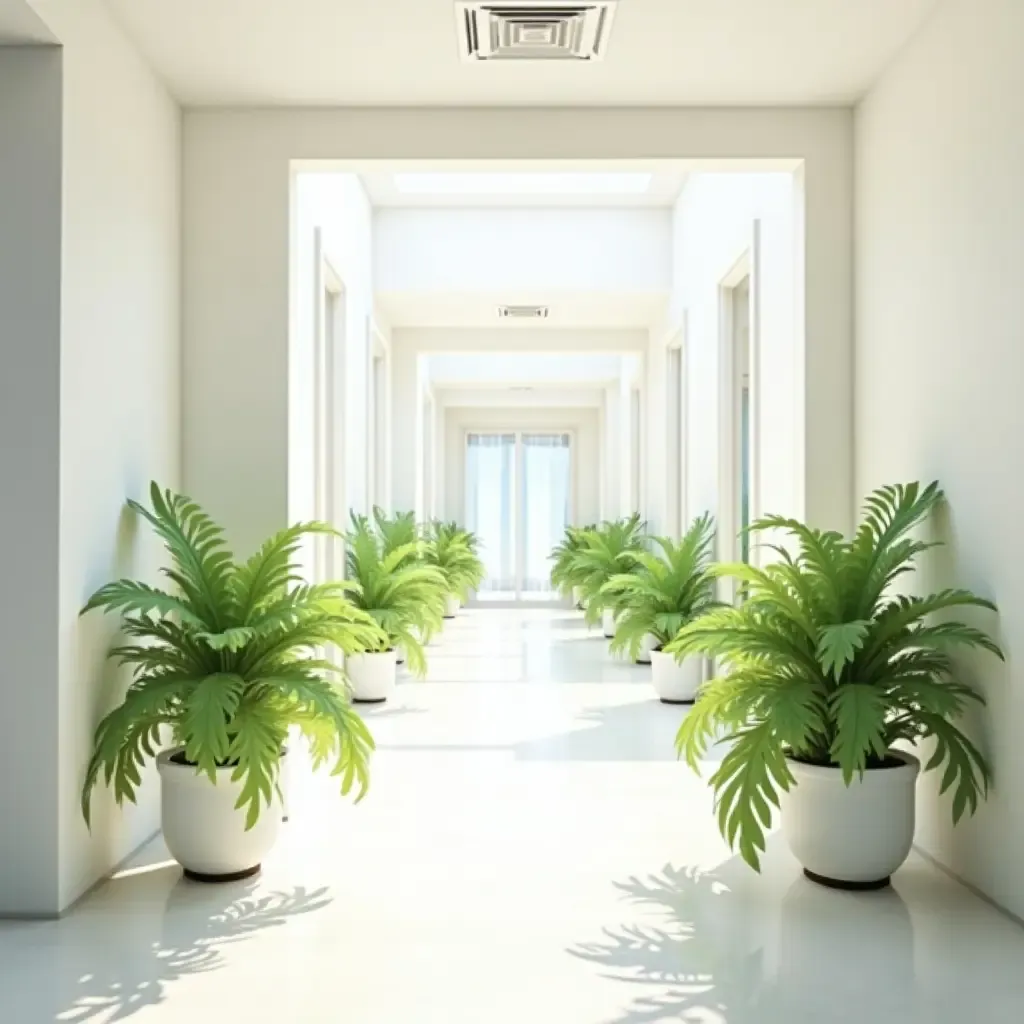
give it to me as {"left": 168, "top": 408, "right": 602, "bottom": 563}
{"left": 786, "top": 748, "right": 920, "bottom": 777}
{"left": 348, "top": 647, "right": 398, "bottom": 659}
{"left": 157, "top": 746, "right": 288, "bottom": 776}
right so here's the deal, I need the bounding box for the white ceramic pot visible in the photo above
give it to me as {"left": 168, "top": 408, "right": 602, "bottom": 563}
{"left": 650, "top": 650, "right": 702, "bottom": 704}
{"left": 157, "top": 748, "right": 284, "bottom": 882}
{"left": 346, "top": 649, "right": 398, "bottom": 703}
{"left": 635, "top": 633, "right": 658, "bottom": 664}
{"left": 444, "top": 594, "right": 461, "bottom": 618}
{"left": 602, "top": 608, "right": 617, "bottom": 638}
{"left": 782, "top": 751, "right": 920, "bottom": 889}
{"left": 279, "top": 748, "right": 291, "bottom": 822}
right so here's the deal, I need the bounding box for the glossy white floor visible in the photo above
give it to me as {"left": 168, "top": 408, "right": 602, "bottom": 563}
{"left": 4, "top": 608, "right": 1024, "bottom": 1022}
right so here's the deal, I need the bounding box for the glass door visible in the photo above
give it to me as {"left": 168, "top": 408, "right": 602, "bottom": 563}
{"left": 465, "top": 433, "right": 516, "bottom": 597}
{"left": 520, "top": 433, "right": 571, "bottom": 599}
{"left": 465, "top": 431, "right": 572, "bottom": 601}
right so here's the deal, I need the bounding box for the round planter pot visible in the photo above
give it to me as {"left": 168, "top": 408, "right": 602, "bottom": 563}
{"left": 157, "top": 748, "right": 284, "bottom": 882}
{"left": 279, "top": 747, "right": 291, "bottom": 822}
{"left": 635, "top": 633, "right": 658, "bottom": 664}
{"left": 782, "top": 751, "right": 920, "bottom": 890}
{"left": 444, "top": 594, "right": 461, "bottom": 619}
{"left": 602, "top": 609, "right": 617, "bottom": 638}
{"left": 346, "top": 649, "right": 398, "bottom": 704}
{"left": 650, "top": 650, "right": 701, "bottom": 704}
{"left": 396, "top": 646, "right": 406, "bottom": 666}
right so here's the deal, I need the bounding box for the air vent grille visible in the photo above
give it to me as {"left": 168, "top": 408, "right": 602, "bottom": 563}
{"left": 498, "top": 305, "right": 550, "bottom": 319}
{"left": 456, "top": 2, "right": 618, "bottom": 62}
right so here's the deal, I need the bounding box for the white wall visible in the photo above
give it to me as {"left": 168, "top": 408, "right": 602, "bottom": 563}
{"left": 183, "top": 107, "right": 852, "bottom": 552}
{"left": 855, "top": 0, "right": 1024, "bottom": 919}
{"left": 0, "top": 0, "right": 181, "bottom": 916}
{"left": 375, "top": 207, "right": 671, "bottom": 295}
{"left": 54, "top": 0, "right": 182, "bottom": 914}
{"left": 0, "top": 45, "right": 64, "bottom": 917}
{"left": 290, "top": 172, "right": 376, "bottom": 545}
{"left": 659, "top": 174, "right": 811, "bottom": 552}
{"left": 443, "top": 406, "right": 602, "bottom": 529}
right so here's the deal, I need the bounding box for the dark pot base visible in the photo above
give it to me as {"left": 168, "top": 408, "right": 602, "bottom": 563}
{"left": 803, "top": 868, "right": 891, "bottom": 891}
{"left": 184, "top": 865, "right": 261, "bottom": 884}
{"left": 659, "top": 697, "right": 695, "bottom": 706}
{"left": 353, "top": 696, "right": 387, "bottom": 705}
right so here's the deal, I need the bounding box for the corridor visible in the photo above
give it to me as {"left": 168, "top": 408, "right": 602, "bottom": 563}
{"left": 3, "top": 609, "right": 1024, "bottom": 1022}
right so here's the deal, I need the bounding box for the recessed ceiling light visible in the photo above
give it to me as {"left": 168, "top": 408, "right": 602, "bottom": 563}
{"left": 393, "top": 172, "right": 652, "bottom": 196}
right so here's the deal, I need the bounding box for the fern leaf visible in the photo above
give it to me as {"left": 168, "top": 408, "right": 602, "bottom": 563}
{"left": 816, "top": 620, "right": 870, "bottom": 680}
{"left": 828, "top": 685, "right": 890, "bottom": 783}
{"left": 182, "top": 674, "right": 245, "bottom": 781}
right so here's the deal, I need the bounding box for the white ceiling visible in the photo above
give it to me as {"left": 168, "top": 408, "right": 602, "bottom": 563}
{"left": 377, "top": 292, "right": 666, "bottom": 329}
{"left": 102, "top": 0, "right": 939, "bottom": 107}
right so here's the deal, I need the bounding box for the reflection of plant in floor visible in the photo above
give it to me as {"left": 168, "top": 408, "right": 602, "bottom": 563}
{"left": 568, "top": 864, "right": 767, "bottom": 1024}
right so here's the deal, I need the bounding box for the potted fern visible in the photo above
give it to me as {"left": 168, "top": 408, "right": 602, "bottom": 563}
{"left": 371, "top": 507, "right": 446, "bottom": 648}
{"left": 603, "top": 514, "right": 717, "bottom": 700}
{"left": 343, "top": 515, "right": 447, "bottom": 701}
{"left": 80, "top": 484, "right": 382, "bottom": 883}
{"left": 669, "top": 482, "right": 1002, "bottom": 890}
{"left": 574, "top": 514, "right": 647, "bottom": 637}
{"left": 549, "top": 524, "right": 595, "bottom": 609}
{"left": 427, "top": 520, "right": 486, "bottom": 617}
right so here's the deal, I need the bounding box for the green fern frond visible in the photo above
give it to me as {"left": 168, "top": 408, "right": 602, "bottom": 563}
{"left": 670, "top": 480, "right": 1002, "bottom": 873}
{"left": 80, "top": 484, "right": 386, "bottom": 831}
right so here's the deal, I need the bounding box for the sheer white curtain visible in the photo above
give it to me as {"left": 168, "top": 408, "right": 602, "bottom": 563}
{"left": 522, "top": 434, "right": 571, "bottom": 594}
{"left": 465, "top": 433, "right": 515, "bottom": 593}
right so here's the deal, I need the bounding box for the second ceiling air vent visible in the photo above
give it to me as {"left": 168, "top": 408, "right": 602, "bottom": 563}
{"left": 456, "top": 2, "right": 619, "bottom": 62}
{"left": 498, "top": 305, "right": 550, "bottom": 320}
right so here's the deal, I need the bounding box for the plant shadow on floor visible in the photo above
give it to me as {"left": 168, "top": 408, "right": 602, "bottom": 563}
{"left": 8, "top": 866, "right": 333, "bottom": 1023}
{"left": 568, "top": 850, "right": 919, "bottom": 1024}
{"left": 373, "top": 700, "right": 688, "bottom": 762}
{"left": 568, "top": 862, "right": 768, "bottom": 1024}
{"left": 513, "top": 700, "right": 685, "bottom": 762}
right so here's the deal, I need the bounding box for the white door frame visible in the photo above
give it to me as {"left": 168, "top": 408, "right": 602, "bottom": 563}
{"left": 717, "top": 221, "right": 762, "bottom": 586}
{"left": 312, "top": 228, "right": 346, "bottom": 583}
{"left": 665, "top": 316, "right": 688, "bottom": 537}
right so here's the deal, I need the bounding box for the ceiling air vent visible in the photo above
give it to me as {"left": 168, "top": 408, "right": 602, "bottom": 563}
{"left": 498, "top": 304, "right": 550, "bottom": 319}
{"left": 456, "top": 2, "right": 619, "bottom": 62}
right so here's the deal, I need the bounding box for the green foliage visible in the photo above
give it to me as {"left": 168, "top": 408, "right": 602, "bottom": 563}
{"left": 425, "top": 520, "right": 486, "bottom": 601}
{"left": 343, "top": 514, "right": 447, "bottom": 676}
{"left": 81, "top": 483, "right": 384, "bottom": 830}
{"left": 372, "top": 507, "right": 419, "bottom": 555}
{"left": 669, "top": 481, "right": 1002, "bottom": 871}
{"left": 548, "top": 524, "right": 597, "bottom": 598}
{"left": 572, "top": 514, "right": 648, "bottom": 626}
{"left": 602, "top": 514, "right": 718, "bottom": 660}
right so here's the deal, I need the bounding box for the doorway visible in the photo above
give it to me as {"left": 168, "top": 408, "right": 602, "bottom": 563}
{"left": 464, "top": 431, "right": 572, "bottom": 602}
{"left": 312, "top": 228, "right": 346, "bottom": 585}
{"left": 718, "top": 222, "right": 760, "bottom": 592}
